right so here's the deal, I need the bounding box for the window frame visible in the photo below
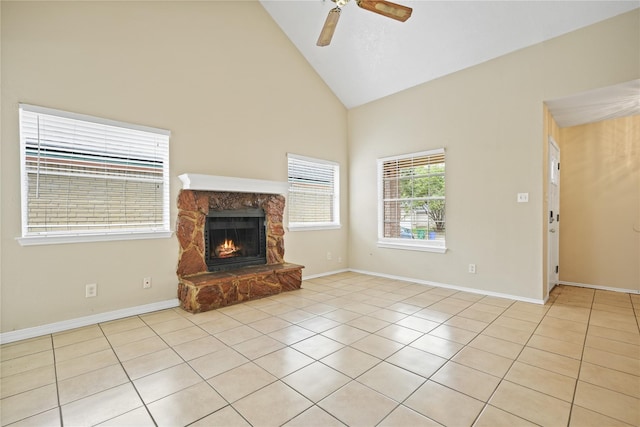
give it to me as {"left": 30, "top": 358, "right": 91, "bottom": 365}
{"left": 287, "top": 153, "right": 341, "bottom": 232}
{"left": 17, "top": 104, "right": 172, "bottom": 246}
{"left": 377, "top": 148, "right": 447, "bottom": 253}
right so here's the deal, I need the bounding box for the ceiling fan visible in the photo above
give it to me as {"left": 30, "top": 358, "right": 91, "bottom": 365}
{"left": 317, "top": 0, "right": 412, "bottom": 47}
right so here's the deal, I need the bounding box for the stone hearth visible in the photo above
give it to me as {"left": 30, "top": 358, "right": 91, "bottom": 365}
{"left": 176, "top": 189, "right": 303, "bottom": 313}
{"left": 178, "top": 263, "right": 302, "bottom": 313}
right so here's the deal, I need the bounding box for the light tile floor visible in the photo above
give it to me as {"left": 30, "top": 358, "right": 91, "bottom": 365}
{"left": 1, "top": 272, "right": 639, "bottom": 426}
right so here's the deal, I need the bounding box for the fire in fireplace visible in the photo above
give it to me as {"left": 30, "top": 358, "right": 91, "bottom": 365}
{"left": 204, "top": 208, "right": 267, "bottom": 271}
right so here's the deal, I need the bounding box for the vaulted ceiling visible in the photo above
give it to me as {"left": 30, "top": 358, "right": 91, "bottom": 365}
{"left": 260, "top": 0, "right": 639, "bottom": 123}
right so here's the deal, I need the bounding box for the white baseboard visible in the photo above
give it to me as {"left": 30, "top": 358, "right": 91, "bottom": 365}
{"left": 559, "top": 281, "right": 640, "bottom": 295}
{"left": 0, "top": 299, "right": 180, "bottom": 345}
{"left": 348, "top": 268, "right": 546, "bottom": 305}
{"left": 303, "top": 268, "right": 350, "bottom": 280}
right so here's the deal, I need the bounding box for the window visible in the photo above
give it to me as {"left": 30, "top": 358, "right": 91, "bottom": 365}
{"left": 287, "top": 153, "right": 340, "bottom": 230}
{"left": 18, "top": 104, "right": 171, "bottom": 245}
{"left": 378, "top": 148, "right": 446, "bottom": 252}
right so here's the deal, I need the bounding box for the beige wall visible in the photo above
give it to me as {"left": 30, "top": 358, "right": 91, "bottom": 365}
{"left": 0, "top": 1, "right": 348, "bottom": 332}
{"left": 558, "top": 116, "right": 640, "bottom": 291}
{"left": 348, "top": 10, "right": 639, "bottom": 301}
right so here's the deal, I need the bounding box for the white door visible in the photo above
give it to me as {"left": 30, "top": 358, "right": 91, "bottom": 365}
{"left": 548, "top": 137, "right": 560, "bottom": 296}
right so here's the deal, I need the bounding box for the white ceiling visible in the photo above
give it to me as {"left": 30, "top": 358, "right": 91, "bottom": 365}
{"left": 260, "top": 0, "right": 639, "bottom": 110}
{"left": 546, "top": 79, "right": 640, "bottom": 127}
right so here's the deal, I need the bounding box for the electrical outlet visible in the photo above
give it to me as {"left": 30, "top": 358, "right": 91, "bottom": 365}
{"left": 517, "top": 193, "right": 529, "bottom": 203}
{"left": 85, "top": 283, "right": 97, "bottom": 298}
{"left": 326, "top": 251, "right": 332, "bottom": 260}
{"left": 468, "top": 264, "right": 476, "bottom": 274}
{"left": 143, "top": 277, "right": 152, "bottom": 289}
{"left": 338, "top": 256, "right": 342, "bottom": 263}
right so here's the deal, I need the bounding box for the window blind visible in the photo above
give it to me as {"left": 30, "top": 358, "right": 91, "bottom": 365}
{"left": 287, "top": 154, "right": 339, "bottom": 227}
{"left": 382, "top": 151, "right": 446, "bottom": 180}
{"left": 19, "top": 104, "right": 170, "bottom": 237}
{"left": 378, "top": 148, "right": 446, "bottom": 245}
{"left": 381, "top": 150, "right": 445, "bottom": 201}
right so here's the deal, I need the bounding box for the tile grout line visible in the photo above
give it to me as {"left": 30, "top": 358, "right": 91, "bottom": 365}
{"left": 261, "top": 287, "right": 546, "bottom": 425}
{"left": 50, "top": 334, "right": 65, "bottom": 427}
{"left": 465, "top": 292, "right": 573, "bottom": 427}
{"left": 384, "top": 287, "right": 634, "bottom": 426}
{"left": 146, "top": 304, "right": 334, "bottom": 426}
{"left": 290, "top": 287, "right": 416, "bottom": 427}
{"left": 96, "top": 318, "right": 160, "bottom": 427}
{"left": 560, "top": 285, "right": 594, "bottom": 427}
{"left": 568, "top": 289, "right": 640, "bottom": 425}
{"left": 632, "top": 293, "right": 640, "bottom": 332}
{"left": 184, "top": 303, "right": 323, "bottom": 427}
{"left": 405, "top": 297, "right": 527, "bottom": 426}
{"left": 204, "top": 293, "right": 391, "bottom": 427}
{"left": 349, "top": 293, "right": 520, "bottom": 426}
{"left": 226, "top": 283, "right": 423, "bottom": 426}
{"left": 136, "top": 311, "right": 242, "bottom": 426}
{"left": 570, "top": 291, "right": 640, "bottom": 426}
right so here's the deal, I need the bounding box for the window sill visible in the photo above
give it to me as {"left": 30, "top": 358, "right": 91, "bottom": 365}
{"left": 17, "top": 231, "right": 174, "bottom": 246}
{"left": 288, "top": 224, "right": 342, "bottom": 232}
{"left": 377, "top": 240, "right": 447, "bottom": 253}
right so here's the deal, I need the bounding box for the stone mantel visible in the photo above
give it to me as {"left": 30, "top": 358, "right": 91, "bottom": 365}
{"left": 178, "top": 173, "right": 288, "bottom": 195}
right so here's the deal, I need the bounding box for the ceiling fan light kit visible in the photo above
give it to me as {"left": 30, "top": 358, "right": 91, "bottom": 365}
{"left": 316, "top": 0, "right": 413, "bottom": 47}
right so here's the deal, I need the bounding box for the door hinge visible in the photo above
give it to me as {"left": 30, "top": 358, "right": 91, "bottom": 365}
{"left": 557, "top": 213, "right": 560, "bottom": 222}
{"left": 557, "top": 162, "right": 560, "bottom": 170}
{"left": 555, "top": 265, "right": 559, "bottom": 274}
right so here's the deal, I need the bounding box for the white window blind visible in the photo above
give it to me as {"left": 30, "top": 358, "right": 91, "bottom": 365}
{"left": 19, "top": 104, "right": 170, "bottom": 242}
{"left": 287, "top": 153, "right": 340, "bottom": 230}
{"left": 378, "top": 148, "right": 446, "bottom": 251}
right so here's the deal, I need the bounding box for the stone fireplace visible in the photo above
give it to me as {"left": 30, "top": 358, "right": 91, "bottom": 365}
{"left": 176, "top": 174, "right": 303, "bottom": 313}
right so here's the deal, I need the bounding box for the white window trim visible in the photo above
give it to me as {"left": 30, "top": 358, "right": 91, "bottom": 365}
{"left": 17, "top": 231, "right": 173, "bottom": 247}
{"left": 377, "top": 240, "right": 446, "bottom": 253}
{"left": 18, "top": 104, "right": 172, "bottom": 245}
{"left": 287, "top": 223, "right": 342, "bottom": 232}
{"left": 287, "top": 153, "right": 341, "bottom": 231}
{"left": 377, "top": 148, "right": 447, "bottom": 253}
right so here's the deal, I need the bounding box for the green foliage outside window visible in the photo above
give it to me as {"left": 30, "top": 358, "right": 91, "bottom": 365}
{"left": 399, "top": 163, "right": 445, "bottom": 233}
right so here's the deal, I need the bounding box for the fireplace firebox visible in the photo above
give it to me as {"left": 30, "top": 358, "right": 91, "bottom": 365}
{"left": 204, "top": 208, "right": 267, "bottom": 272}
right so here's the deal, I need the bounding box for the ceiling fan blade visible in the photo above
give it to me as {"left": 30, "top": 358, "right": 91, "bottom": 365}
{"left": 356, "top": 0, "right": 412, "bottom": 22}
{"left": 317, "top": 7, "right": 341, "bottom": 47}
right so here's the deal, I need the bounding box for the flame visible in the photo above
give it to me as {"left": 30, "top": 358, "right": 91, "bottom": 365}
{"left": 216, "top": 238, "right": 240, "bottom": 258}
